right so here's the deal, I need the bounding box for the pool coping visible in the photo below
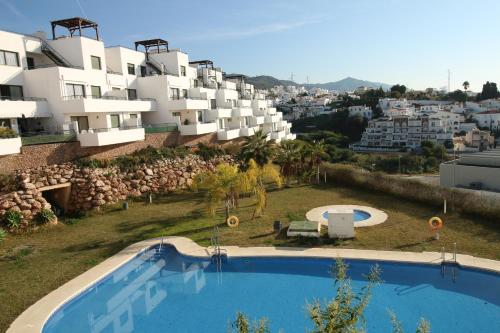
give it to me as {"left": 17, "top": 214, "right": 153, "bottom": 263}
{"left": 305, "top": 205, "right": 388, "bottom": 227}
{"left": 7, "top": 236, "right": 500, "bottom": 333}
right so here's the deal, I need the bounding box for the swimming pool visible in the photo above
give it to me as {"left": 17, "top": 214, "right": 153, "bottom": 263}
{"left": 322, "top": 209, "right": 371, "bottom": 222}
{"left": 42, "top": 245, "right": 500, "bottom": 333}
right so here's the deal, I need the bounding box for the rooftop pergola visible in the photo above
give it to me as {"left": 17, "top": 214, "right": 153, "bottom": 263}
{"left": 134, "top": 39, "right": 169, "bottom": 54}
{"left": 189, "top": 60, "right": 214, "bottom": 68}
{"left": 223, "top": 74, "right": 246, "bottom": 82}
{"left": 51, "top": 17, "right": 99, "bottom": 40}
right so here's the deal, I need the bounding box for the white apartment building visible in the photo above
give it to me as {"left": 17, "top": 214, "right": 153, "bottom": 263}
{"left": 359, "top": 115, "right": 453, "bottom": 150}
{"left": 0, "top": 17, "right": 294, "bottom": 156}
{"left": 348, "top": 105, "right": 372, "bottom": 119}
{"left": 473, "top": 110, "right": 500, "bottom": 131}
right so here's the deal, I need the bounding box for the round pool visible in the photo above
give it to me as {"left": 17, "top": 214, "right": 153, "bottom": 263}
{"left": 322, "top": 209, "right": 371, "bottom": 222}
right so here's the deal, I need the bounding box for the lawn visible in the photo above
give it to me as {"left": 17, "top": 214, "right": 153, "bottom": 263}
{"left": 0, "top": 184, "right": 499, "bottom": 331}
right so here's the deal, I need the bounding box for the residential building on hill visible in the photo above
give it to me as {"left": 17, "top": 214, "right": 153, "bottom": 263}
{"left": 357, "top": 115, "right": 453, "bottom": 151}
{"left": 348, "top": 105, "right": 372, "bottom": 119}
{"left": 0, "top": 17, "right": 294, "bottom": 156}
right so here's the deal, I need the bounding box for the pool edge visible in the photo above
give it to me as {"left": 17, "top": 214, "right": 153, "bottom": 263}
{"left": 7, "top": 236, "right": 500, "bottom": 333}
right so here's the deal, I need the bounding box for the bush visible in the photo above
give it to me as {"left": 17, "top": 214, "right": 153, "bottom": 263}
{"left": 321, "top": 163, "right": 500, "bottom": 220}
{"left": 36, "top": 209, "right": 56, "bottom": 225}
{"left": 0, "top": 228, "right": 6, "bottom": 242}
{"left": 3, "top": 210, "right": 23, "bottom": 229}
{"left": 0, "top": 127, "right": 17, "bottom": 138}
{"left": 195, "top": 143, "right": 225, "bottom": 161}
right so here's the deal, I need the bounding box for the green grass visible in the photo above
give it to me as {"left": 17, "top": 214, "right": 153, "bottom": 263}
{"left": 0, "top": 184, "right": 499, "bottom": 331}
{"left": 20, "top": 133, "right": 76, "bottom": 146}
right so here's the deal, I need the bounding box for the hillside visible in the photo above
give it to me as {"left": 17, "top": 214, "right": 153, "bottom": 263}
{"left": 244, "top": 75, "right": 391, "bottom": 92}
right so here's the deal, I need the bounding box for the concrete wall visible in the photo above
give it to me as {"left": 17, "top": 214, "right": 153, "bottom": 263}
{"left": 440, "top": 162, "right": 500, "bottom": 191}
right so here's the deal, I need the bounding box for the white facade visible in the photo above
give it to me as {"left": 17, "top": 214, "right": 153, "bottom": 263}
{"left": 473, "top": 110, "right": 500, "bottom": 131}
{"left": 359, "top": 115, "right": 453, "bottom": 150}
{"left": 348, "top": 105, "right": 372, "bottom": 119}
{"left": 0, "top": 19, "right": 294, "bottom": 155}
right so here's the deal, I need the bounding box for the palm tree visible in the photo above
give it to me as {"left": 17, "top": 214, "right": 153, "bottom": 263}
{"left": 240, "top": 130, "right": 274, "bottom": 167}
{"left": 462, "top": 81, "right": 470, "bottom": 92}
{"left": 275, "top": 140, "right": 302, "bottom": 187}
{"left": 194, "top": 160, "right": 282, "bottom": 221}
{"left": 308, "top": 140, "right": 328, "bottom": 184}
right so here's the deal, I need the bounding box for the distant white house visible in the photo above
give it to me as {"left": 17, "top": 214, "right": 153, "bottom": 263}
{"left": 348, "top": 105, "right": 372, "bottom": 119}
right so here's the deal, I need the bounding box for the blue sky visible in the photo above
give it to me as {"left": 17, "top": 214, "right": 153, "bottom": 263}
{"left": 1, "top": 0, "right": 499, "bottom": 92}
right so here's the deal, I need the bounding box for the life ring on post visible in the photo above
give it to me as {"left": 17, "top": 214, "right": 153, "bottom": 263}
{"left": 428, "top": 217, "right": 443, "bottom": 230}
{"left": 227, "top": 215, "right": 239, "bottom": 228}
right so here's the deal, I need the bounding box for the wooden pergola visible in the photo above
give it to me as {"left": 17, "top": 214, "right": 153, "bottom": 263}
{"left": 51, "top": 17, "right": 99, "bottom": 40}
{"left": 134, "top": 39, "right": 169, "bottom": 54}
{"left": 189, "top": 60, "right": 214, "bottom": 68}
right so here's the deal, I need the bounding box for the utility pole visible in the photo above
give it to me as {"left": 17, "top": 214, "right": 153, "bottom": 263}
{"left": 290, "top": 72, "right": 294, "bottom": 82}
{"left": 447, "top": 69, "right": 451, "bottom": 93}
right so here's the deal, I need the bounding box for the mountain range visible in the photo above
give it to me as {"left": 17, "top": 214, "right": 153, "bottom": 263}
{"left": 244, "top": 75, "right": 392, "bottom": 92}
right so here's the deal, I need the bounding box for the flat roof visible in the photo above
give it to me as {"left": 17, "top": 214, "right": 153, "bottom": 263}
{"left": 458, "top": 149, "right": 500, "bottom": 168}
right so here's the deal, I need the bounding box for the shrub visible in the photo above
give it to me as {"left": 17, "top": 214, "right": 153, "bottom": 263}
{"left": 0, "top": 228, "right": 6, "bottom": 242}
{"left": 195, "top": 142, "right": 225, "bottom": 161}
{"left": 36, "top": 209, "right": 56, "bottom": 225}
{"left": 0, "top": 127, "right": 17, "bottom": 138}
{"left": 320, "top": 163, "right": 500, "bottom": 220}
{"left": 3, "top": 210, "right": 23, "bottom": 229}
{"left": 75, "top": 157, "right": 107, "bottom": 169}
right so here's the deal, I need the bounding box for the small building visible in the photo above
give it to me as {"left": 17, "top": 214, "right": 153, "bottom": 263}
{"left": 464, "top": 128, "right": 495, "bottom": 150}
{"left": 440, "top": 149, "right": 500, "bottom": 191}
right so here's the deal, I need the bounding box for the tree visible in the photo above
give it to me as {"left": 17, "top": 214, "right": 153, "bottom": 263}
{"left": 479, "top": 81, "right": 500, "bottom": 100}
{"left": 462, "top": 81, "right": 470, "bottom": 92}
{"left": 447, "top": 90, "right": 467, "bottom": 103}
{"left": 232, "top": 260, "right": 430, "bottom": 333}
{"left": 275, "top": 140, "right": 303, "bottom": 187}
{"left": 194, "top": 160, "right": 282, "bottom": 221}
{"left": 308, "top": 140, "right": 328, "bottom": 183}
{"left": 240, "top": 130, "right": 274, "bottom": 167}
{"left": 391, "top": 84, "right": 407, "bottom": 95}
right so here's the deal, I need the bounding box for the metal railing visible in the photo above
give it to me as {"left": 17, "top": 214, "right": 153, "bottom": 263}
{"left": 20, "top": 130, "right": 76, "bottom": 145}
{"left": 0, "top": 96, "right": 47, "bottom": 101}
{"left": 24, "top": 63, "right": 84, "bottom": 70}
{"left": 144, "top": 123, "right": 178, "bottom": 134}
{"left": 62, "top": 95, "right": 156, "bottom": 102}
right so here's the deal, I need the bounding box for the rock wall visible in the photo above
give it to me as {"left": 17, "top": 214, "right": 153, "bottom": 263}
{"left": 0, "top": 154, "right": 233, "bottom": 223}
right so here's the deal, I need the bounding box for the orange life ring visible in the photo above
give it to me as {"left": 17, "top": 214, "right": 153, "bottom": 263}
{"left": 227, "top": 215, "right": 239, "bottom": 228}
{"left": 428, "top": 217, "right": 443, "bottom": 230}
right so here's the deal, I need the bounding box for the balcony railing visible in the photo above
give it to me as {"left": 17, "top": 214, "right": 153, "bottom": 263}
{"left": 79, "top": 125, "right": 142, "bottom": 134}
{"left": 144, "top": 123, "right": 178, "bottom": 134}
{"left": 62, "top": 95, "right": 156, "bottom": 102}
{"left": 20, "top": 130, "right": 77, "bottom": 146}
{"left": 0, "top": 96, "right": 47, "bottom": 101}
{"left": 24, "top": 63, "right": 84, "bottom": 70}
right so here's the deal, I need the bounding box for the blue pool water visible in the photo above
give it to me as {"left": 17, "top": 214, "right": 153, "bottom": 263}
{"left": 43, "top": 246, "right": 500, "bottom": 333}
{"left": 322, "top": 209, "right": 371, "bottom": 222}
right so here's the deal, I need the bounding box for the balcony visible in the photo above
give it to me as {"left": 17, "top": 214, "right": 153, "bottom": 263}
{"left": 0, "top": 137, "right": 22, "bottom": 155}
{"left": 237, "top": 100, "right": 252, "bottom": 108}
{"left": 232, "top": 107, "right": 253, "bottom": 118}
{"left": 217, "top": 128, "right": 240, "bottom": 141}
{"left": 165, "top": 98, "right": 209, "bottom": 111}
{"left": 268, "top": 107, "right": 277, "bottom": 115}
{"left": 206, "top": 108, "right": 232, "bottom": 121}
{"left": 284, "top": 133, "right": 296, "bottom": 140}
{"left": 179, "top": 122, "right": 217, "bottom": 136}
{"left": 265, "top": 115, "right": 281, "bottom": 123}
{"left": 250, "top": 116, "right": 265, "bottom": 126}
{"left": 271, "top": 130, "right": 286, "bottom": 141}
{"left": 77, "top": 127, "right": 145, "bottom": 147}
{"left": 240, "top": 126, "right": 259, "bottom": 137}
{"left": 0, "top": 97, "right": 51, "bottom": 118}
{"left": 62, "top": 96, "right": 157, "bottom": 114}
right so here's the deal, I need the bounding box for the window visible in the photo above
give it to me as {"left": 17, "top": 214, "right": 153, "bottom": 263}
{"left": 180, "top": 65, "right": 186, "bottom": 76}
{"left": 172, "top": 112, "right": 181, "bottom": 117}
{"left": 210, "top": 99, "right": 216, "bottom": 109}
{"left": 182, "top": 89, "right": 188, "bottom": 98}
{"left": 65, "top": 83, "right": 85, "bottom": 98}
{"left": 0, "top": 50, "right": 19, "bottom": 67}
{"left": 90, "top": 56, "right": 101, "bottom": 70}
{"left": 127, "top": 89, "right": 137, "bottom": 100}
{"left": 110, "top": 114, "right": 120, "bottom": 128}
{"left": 129, "top": 114, "right": 138, "bottom": 119}
{"left": 90, "top": 86, "right": 101, "bottom": 98}
{"left": 169, "top": 88, "right": 180, "bottom": 100}
{"left": 0, "top": 85, "right": 23, "bottom": 100}
{"left": 218, "top": 118, "right": 225, "bottom": 129}
{"left": 70, "top": 116, "right": 89, "bottom": 132}
{"left": 197, "top": 111, "right": 203, "bottom": 122}
{"left": 193, "top": 79, "right": 199, "bottom": 88}
{"left": 26, "top": 57, "right": 35, "bottom": 70}
{"left": 127, "top": 63, "right": 135, "bottom": 75}
{"left": 140, "top": 65, "right": 147, "bottom": 77}
{"left": 112, "top": 87, "right": 121, "bottom": 91}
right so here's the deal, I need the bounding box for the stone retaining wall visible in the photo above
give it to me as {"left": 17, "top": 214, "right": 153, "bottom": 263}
{"left": 0, "top": 154, "right": 233, "bottom": 224}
